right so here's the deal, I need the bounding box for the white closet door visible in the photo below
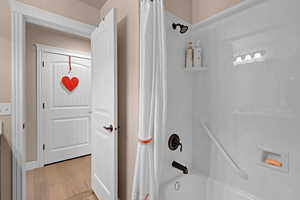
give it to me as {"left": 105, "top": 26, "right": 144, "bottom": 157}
{"left": 43, "top": 51, "right": 91, "bottom": 164}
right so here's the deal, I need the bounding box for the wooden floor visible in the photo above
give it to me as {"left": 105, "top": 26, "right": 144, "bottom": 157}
{"left": 27, "top": 155, "right": 98, "bottom": 200}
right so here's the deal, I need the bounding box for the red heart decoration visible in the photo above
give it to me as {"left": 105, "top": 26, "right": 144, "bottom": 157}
{"left": 61, "top": 76, "right": 79, "bottom": 92}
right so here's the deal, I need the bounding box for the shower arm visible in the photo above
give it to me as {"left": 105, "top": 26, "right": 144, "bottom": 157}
{"left": 201, "top": 122, "right": 248, "bottom": 180}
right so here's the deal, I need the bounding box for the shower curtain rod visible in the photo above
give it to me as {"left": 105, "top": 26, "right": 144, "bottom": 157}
{"left": 201, "top": 122, "right": 249, "bottom": 180}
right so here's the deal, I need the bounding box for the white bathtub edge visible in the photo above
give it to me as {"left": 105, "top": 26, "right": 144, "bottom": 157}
{"left": 161, "top": 170, "right": 264, "bottom": 200}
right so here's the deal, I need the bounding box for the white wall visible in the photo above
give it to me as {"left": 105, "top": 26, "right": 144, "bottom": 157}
{"left": 162, "top": 13, "right": 193, "bottom": 183}
{"left": 191, "top": 0, "right": 299, "bottom": 199}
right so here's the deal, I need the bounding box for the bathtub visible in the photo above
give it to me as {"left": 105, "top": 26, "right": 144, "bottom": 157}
{"left": 161, "top": 173, "right": 207, "bottom": 200}
{"left": 161, "top": 173, "right": 262, "bottom": 200}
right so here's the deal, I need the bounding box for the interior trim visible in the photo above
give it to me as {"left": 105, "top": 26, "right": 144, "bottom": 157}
{"left": 192, "top": 0, "right": 268, "bottom": 30}
{"left": 10, "top": 1, "right": 96, "bottom": 38}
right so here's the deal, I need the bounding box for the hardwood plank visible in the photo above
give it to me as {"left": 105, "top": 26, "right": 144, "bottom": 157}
{"left": 26, "top": 155, "right": 98, "bottom": 200}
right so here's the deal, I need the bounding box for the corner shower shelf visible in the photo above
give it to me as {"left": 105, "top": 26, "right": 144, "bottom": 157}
{"left": 201, "top": 122, "right": 248, "bottom": 180}
{"left": 184, "top": 65, "right": 208, "bottom": 72}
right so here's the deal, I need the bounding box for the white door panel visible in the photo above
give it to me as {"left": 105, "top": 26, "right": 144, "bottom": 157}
{"left": 51, "top": 117, "right": 89, "bottom": 149}
{"left": 43, "top": 51, "right": 91, "bottom": 165}
{"left": 91, "top": 8, "right": 118, "bottom": 200}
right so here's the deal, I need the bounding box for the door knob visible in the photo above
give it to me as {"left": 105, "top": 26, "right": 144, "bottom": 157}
{"left": 103, "top": 124, "right": 113, "bottom": 132}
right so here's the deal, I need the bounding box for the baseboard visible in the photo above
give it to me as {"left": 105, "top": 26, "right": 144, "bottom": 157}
{"left": 25, "top": 161, "right": 39, "bottom": 171}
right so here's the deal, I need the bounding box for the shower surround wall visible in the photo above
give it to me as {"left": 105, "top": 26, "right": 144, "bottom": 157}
{"left": 191, "top": 0, "right": 299, "bottom": 199}
{"left": 163, "top": 13, "right": 193, "bottom": 183}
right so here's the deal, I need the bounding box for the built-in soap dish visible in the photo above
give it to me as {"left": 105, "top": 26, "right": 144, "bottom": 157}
{"left": 257, "top": 147, "right": 289, "bottom": 173}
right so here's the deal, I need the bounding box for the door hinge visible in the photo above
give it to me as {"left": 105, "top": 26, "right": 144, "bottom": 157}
{"left": 42, "top": 61, "right": 45, "bottom": 67}
{"left": 42, "top": 103, "right": 45, "bottom": 109}
{"left": 22, "top": 123, "right": 25, "bottom": 129}
{"left": 43, "top": 144, "right": 45, "bottom": 151}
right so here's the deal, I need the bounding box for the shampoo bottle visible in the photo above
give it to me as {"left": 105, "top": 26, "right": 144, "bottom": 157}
{"left": 185, "top": 42, "right": 194, "bottom": 69}
{"left": 193, "top": 41, "right": 202, "bottom": 68}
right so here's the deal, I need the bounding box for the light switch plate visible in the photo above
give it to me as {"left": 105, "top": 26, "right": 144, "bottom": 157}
{"left": 0, "top": 103, "right": 11, "bottom": 115}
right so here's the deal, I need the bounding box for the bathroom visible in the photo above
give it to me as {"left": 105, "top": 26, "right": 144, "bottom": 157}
{"left": 1, "top": 0, "right": 299, "bottom": 200}
{"left": 157, "top": 0, "right": 299, "bottom": 200}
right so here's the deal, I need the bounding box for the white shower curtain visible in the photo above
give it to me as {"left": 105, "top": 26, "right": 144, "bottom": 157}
{"left": 132, "top": 0, "right": 167, "bottom": 200}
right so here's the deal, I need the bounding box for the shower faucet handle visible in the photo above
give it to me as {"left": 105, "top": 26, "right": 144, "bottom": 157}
{"left": 179, "top": 143, "right": 183, "bottom": 152}
{"left": 168, "top": 133, "right": 183, "bottom": 152}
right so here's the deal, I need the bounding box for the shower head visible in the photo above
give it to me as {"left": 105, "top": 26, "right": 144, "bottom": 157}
{"left": 172, "top": 23, "right": 189, "bottom": 34}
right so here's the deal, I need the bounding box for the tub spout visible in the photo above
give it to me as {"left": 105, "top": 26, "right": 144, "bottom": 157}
{"left": 172, "top": 161, "right": 188, "bottom": 174}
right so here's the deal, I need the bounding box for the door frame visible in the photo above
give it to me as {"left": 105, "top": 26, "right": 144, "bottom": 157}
{"left": 9, "top": 1, "right": 96, "bottom": 200}
{"left": 35, "top": 44, "right": 91, "bottom": 168}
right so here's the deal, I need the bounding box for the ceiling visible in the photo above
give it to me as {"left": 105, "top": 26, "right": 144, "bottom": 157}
{"left": 79, "top": 0, "right": 108, "bottom": 9}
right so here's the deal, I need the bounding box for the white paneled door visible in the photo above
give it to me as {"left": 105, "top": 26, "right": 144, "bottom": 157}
{"left": 91, "top": 8, "right": 118, "bottom": 200}
{"left": 42, "top": 50, "right": 92, "bottom": 165}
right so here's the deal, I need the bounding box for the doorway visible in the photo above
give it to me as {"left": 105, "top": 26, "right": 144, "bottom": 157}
{"left": 11, "top": 2, "right": 118, "bottom": 200}
{"left": 25, "top": 25, "right": 93, "bottom": 200}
